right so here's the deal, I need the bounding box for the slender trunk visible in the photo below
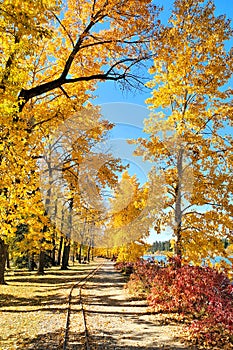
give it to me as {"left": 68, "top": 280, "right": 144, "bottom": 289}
{"left": 78, "top": 244, "right": 82, "bottom": 264}
{"left": 72, "top": 242, "right": 77, "bottom": 265}
{"left": 51, "top": 199, "right": 58, "bottom": 266}
{"left": 57, "top": 235, "right": 63, "bottom": 266}
{"left": 87, "top": 245, "right": 91, "bottom": 263}
{"left": 76, "top": 251, "right": 80, "bottom": 262}
{"left": 37, "top": 223, "right": 48, "bottom": 275}
{"left": 57, "top": 208, "right": 65, "bottom": 265}
{"left": 6, "top": 244, "right": 10, "bottom": 269}
{"left": 61, "top": 239, "right": 70, "bottom": 270}
{"left": 0, "top": 238, "right": 7, "bottom": 284}
{"left": 37, "top": 250, "right": 45, "bottom": 275}
{"left": 28, "top": 253, "right": 36, "bottom": 271}
{"left": 61, "top": 197, "right": 73, "bottom": 270}
{"left": 174, "top": 148, "right": 184, "bottom": 268}
{"left": 51, "top": 234, "right": 56, "bottom": 266}
{"left": 174, "top": 225, "right": 182, "bottom": 267}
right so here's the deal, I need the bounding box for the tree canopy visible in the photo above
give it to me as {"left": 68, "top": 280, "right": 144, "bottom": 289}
{"left": 0, "top": 0, "right": 161, "bottom": 283}
{"left": 132, "top": 0, "right": 233, "bottom": 265}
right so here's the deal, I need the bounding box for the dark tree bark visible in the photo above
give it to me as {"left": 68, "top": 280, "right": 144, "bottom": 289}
{"left": 72, "top": 242, "right": 77, "bottom": 265}
{"left": 61, "top": 197, "right": 73, "bottom": 270}
{"left": 61, "top": 239, "right": 70, "bottom": 270}
{"left": 51, "top": 235, "right": 56, "bottom": 266}
{"left": 0, "top": 238, "right": 7, "bottom": 284}
{"left": 28, "top": 253, "right": 36, "bottom": 271}
{"left": 6, "top": 244, "right": 10, "bottom": 269}
{"left": 87, "top": 245, "right": 91, "bottom": 263}
{"left": 78, "top": 244, "right": 82, "bottom": 264}
{"left": 37, "top": 250, "right": 45, "bottom": 275}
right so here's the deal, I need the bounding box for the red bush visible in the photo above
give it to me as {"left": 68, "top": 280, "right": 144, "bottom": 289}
{"left": 120, "top": 257, "right": 233, "bottom": 347}
{"left": 114, "top": 261, "right": 134, "bottom": 275}
{"left": 146, "top": 262, "right": 233, "bottom": 347}
{"left": 125, "top": 259, "right": 161, "bottom": 295}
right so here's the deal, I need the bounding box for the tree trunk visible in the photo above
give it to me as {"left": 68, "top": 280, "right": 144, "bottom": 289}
{"left": 78, "top": 244, "right": 82, "bottom": 264}
{"left": 174, "top": 148, "right": 184, "bottom": 268}
{"left": 6, "top": 244, "right": 10, "bottom": 269}
{"left": 61, "top": 197, "right": 72, "bottom": 270}
{"left": 87, "top": 245, "right": 91, "bottom": 263}
{"left": 28, "top": 253, "right": 36, "bottom": 271}
{"left": 57, "top": 235, "right": 63, "bottom": 266}
{"left": 37, "top": 250, "right": 45, "bottom": 275}
{"left": 51, "top": 199, "right": 58, "bottom": 266}
{"left": 174, "top": 225, "right": 182, "bottom": 268}
{"left": 61, "top": 239, "right": 70, "bottom": 270}
{"left": 51, "top": 235, "right": 56, "bottom": 266}
{"left": 0, "top": 238, "right": 7, "bottom": 284}
{"left": 57, "top": 206, "right": 65, "bottom": 265}
{"left": 72, "top": 242, "right": 77, "bottom": 265}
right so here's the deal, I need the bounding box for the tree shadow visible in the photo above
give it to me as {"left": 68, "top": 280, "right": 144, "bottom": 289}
{"left": 0, "top": 291, "right": 67, "bottom": 311}
{"left": 6, "top": 329, "right": 65, "bottom": 350}
{"left": 9, "top": 329, "right": 192, "bottom": 350}
{"left": 7, "top": 267, "right": 94, "bottom": 285}
{"left": 0, "top": 261, "right": 196, "bottom": 350}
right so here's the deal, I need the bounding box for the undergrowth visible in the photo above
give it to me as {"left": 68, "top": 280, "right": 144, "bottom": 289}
{"left": 119, "top": 258, "right": 233, "bottom": 349}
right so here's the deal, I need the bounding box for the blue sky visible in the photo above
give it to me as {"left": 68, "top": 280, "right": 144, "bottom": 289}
{"left": 93, "top": 0, "right": 233, "bottom": 243}
{"left": 96, "top": 0, "right": 233, "bottom": 105}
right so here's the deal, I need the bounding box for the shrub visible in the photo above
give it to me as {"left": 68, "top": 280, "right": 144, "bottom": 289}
{"left": 114, "top": 261, "right": 134, "bottom": 275}
{"left": 120, "top": 257, "right": 233, "bottom": 347}
{"left": 146, "top": 261, "right": 233, "bottom": 348}
{"left": 126, "top": 259, "right": 161, "bottom": 296}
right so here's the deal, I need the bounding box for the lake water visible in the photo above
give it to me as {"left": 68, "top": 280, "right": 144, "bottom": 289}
{"left": 143, "top": 255, "right": 167, "bottom": 263}
{"left": 143, "top": 255, "right": 233, "bottom": 266}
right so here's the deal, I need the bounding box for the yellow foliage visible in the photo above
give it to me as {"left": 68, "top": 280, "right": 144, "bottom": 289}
{"left": 0, "top": 0, "right": 160, "bottom": 270}
{"left": 132, "top": 0, "right": 233, "bottom": 264}
{"left": 117, "top": 241, "right": 149, "bottom": 263}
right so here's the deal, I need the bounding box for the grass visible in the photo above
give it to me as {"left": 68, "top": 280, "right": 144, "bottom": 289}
{"left": 0, "top": 260, "right": 98, "bottom": 350}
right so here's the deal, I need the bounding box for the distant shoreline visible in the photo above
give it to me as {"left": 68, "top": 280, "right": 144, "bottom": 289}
{"left": 143, "top": 254, "right": 233, "bottom": 266}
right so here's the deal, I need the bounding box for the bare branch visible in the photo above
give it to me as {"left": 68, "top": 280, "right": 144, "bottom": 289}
{"left": 50, "top": 10, "right": 75, "bottom": 48}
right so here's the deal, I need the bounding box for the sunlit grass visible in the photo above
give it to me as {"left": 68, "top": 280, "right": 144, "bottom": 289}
{"left": 0, "top": 261, "right": 98, "bottom": 349}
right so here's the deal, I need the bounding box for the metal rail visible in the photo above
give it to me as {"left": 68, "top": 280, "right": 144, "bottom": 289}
{"left": 62, "top": 261, "right": 105, "bottom": 350}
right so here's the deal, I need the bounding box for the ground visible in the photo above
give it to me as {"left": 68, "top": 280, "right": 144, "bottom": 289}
{"left": 0, "top": 259, "right": 195, "bottom": 350}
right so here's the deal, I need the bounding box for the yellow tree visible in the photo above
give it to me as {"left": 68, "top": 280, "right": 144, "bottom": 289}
{"left": 0, "top": 0, "right": 161, "bottom": 283}
{"left": 55, "top": 119, "right": 126, "bottom": 269}
{"left": 133, "top": 0, "right": 233, "bottom": 265}
{"left": 106, "top": 171, "right": 152, "bottom": 262}
{"left": 39, "top": 109, "right": 119, "bottom": 270}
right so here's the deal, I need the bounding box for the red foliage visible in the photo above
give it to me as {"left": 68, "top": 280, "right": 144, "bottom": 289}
{"left": 146, "top": 262, "right": 233, "bottom": 347}
{"left": 126, "top": 258, "right": 233, "bottom": 347}
{"left": 114, "top": 261, "right": 134, "bottom": 275}
{"left": 124, "top": 259, "right": 161, "bottom": 296}
{"left": 147, "top": 263, "right": 232, "bottom": 323}
{"left": 131, "top": 259, "right": 160, "bottom": 290}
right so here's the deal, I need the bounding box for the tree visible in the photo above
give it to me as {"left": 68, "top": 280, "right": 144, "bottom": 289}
{"left": 149, "top": 240, "right": 171, "bottom": 253}
{"left": 105, "top": 171, "right": 153, "bottom": 260}
{"left": 133, "top": 0, "right": 233, "bottom": 265}
{"left": 0, "top": 0, "right": 161, "bottom": 283}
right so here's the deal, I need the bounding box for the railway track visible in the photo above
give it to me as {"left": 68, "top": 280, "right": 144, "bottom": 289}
{"left": 62, "top": 260, "right": 105, "bottom": 350}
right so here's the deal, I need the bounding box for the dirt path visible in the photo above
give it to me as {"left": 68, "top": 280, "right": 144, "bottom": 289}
{"left": 80, "top": 260, "right": 194, "bottom": 350}
{"left": 0, "top": 260, "right": 195, "bottom": 350}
